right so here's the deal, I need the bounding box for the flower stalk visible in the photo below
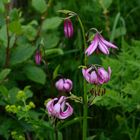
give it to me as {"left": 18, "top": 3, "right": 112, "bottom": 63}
{"left": 77, "top": 15, "right": 88, "bottom": 140}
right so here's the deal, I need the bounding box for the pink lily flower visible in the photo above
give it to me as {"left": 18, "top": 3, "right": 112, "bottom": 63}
{"left": 97, "top": 67, "right": 111, "bottom": 84}
{"left": 82, "top": 66, "right": 111, "bottom": 85}
{"left": 64, "top": 18, "right": 74, "bottom": 38}
{"left": 46, "top": 96, "right": 73, "bottom": 119}
{"left": 85, "top": 33, "right": 117, "bottom": 56}
{"left": 55, "top": 78, "right": 73, "bottom": 92}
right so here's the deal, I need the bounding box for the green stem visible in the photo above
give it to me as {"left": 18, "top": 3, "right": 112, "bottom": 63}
{"left": 77, "top": 15, "right": 88, "bottom": 140}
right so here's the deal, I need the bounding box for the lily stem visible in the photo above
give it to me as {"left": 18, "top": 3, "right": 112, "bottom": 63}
{"left": 77, "top": 15, "right": 88, "bottom": 140}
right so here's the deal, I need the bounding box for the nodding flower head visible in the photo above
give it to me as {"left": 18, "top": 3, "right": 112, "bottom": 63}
{"left": 35, "top": 50, "right": 42, "bottom": 65}
{"left": 64, "top": 18, "right": 74, "bottom": 38}
{"left": 82, "top": 66, "right": 111, "bottom": 85}
{"left": 55, "top": 78, "right": 73, "bottom": 92}
{"left": 85, "top": 33, "right": 117, "bottom": 56}
{"left": 46, "top": 96, "right": 73, "bottom": 119}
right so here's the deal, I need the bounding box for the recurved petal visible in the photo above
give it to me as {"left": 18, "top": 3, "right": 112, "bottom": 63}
{"left": 82, "top": 68, "right": 90, "bottom": 83}
{"left": 53, "top": 103, "right": 61, "bottom": 117}
{"left": 98, "top": 41, "right": 109, "bottom": 55}
{"left": 46, "top": 98, "right": 58, "bottom": 115}
{"left": 58, "top": 103, "right": 73, "bottom": 119}
{"left": 100, "top": 36, "right": 117, "bottom": 49}
{"left": 85, "top": 35, "right": 98, "bottom": 56}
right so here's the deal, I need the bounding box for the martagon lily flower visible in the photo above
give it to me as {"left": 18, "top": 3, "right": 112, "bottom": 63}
{"left": 55, "top": 78, "right": 73, "bottom": 92}
{"left": 64, "top": 18, "right": 74, "bottom": 38}
{"left": 82, "top": 66, "right": 111, "bottom": 85}
{"left": 85, "top": 33, "right": 117, "bottom": 56}
{"left": 46, "top": 96, "right": 73, "bottom": 119}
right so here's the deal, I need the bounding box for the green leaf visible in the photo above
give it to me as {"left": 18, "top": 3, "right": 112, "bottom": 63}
{"left": 42, "top": 17, "right": 62, "bottom": 30}
{"left": 99, "top": 0, "right": 112, "bottom": 9}
{"left": 24, "top": 65, "right": 46, "bottom": 84}
{"left": 110, "top": 12, "right": 120, "bottom": 42}
{"left": 10, "top": 45, "right": 36, "bottom": 65}
{"left": 58, "top": 117, "right": 84, "bottom": 130}
{"left": 32, "top": 0, "right": 47, "bottom": 13}
{"left": 113, "top": 27, "right": 126, "bottom": 39}
{"left": 58, "top": 131, "right": 63, "bottom": 140}
{"left": 44, "top": 34, "right": 60, "bottom": 48}
{"left": 0, "top": 69, "right": 11, "bottom": 81}
{"left": 22, "top": 25, "right": 37, "bottom": 41}
{"left": 53, "top": 65, "right": 60, "bottom": 79}
{"left": 45, "top": 48, "right": 64, "bottom": 56}
{"left": 9, "top": 21, "right": 22, "bottom": 35}
{"left": 0, "top": 1, "right": 5, "bottom": 13}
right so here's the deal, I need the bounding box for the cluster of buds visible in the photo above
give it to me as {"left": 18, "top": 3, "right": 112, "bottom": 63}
{"left": 46, "top": 96, "right": 73, "bottom": 119}
{"left": 82, "top": 66, "right": 111, "bottom": 85}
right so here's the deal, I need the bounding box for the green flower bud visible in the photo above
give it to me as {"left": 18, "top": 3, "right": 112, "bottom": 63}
{"left": 29, "top": 101, "right": 35, "bottom": 108}
{"left": 16, "top": 90, "right": 26, "bottom": 100}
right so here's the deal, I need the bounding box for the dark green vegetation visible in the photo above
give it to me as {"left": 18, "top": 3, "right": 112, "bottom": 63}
{"left": 0, "top": 0, "right": 140, "bottom": 140}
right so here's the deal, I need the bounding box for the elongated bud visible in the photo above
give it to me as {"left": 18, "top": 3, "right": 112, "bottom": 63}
{"left": 35, "top": 50, "right": 42, "bottom": 65}
{"left": 64, "top": 19, "right": 74, "bottom": 38}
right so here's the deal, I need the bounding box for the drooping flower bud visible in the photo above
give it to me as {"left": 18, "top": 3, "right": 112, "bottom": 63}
{"left": 64, "top": 18, "right": 74, "bottom": 38}
{"left": 35, "top": 50, "right": 42, "bottom": 65}
{"left": 46, "top": 96, "right": 73, "bottom": 119}
{"left": 55, "top": 78, "right": 73, "bottom": 92}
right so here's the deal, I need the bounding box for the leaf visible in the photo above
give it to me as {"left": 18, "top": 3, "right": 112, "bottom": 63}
{"left": 99, "top": 0, "right": 113, "bottom": 9}
{"left": 22, "top": 25, "right": 37, "bottom": 41}
{"left": 110, "top": 12, "right": 120, "bottom": 42}
{"left": 42, "top": 17, "right": 62, "bottom": 30}
{"left": 58, "top": 131, "right": 63, "bottom": 140}
{"left": 113, "top": 27, "right": 126, "bottom": 39}
{"left": 0, "top": 1, "right": 5, "bottom": 13}
{"left": 44, "top": 34, "right": 60, "bottom": 48}
{"left": 10, "top": 45, "right": 36, "bottom": 65}
{"left": 24, "top": 65, "right": 46, "bottom": 84}
{"left": 53, "top": 65, "right": 60, "bottom": 79}
{"left": 9, "top": 21, "right": 22, "bottom": 35}
{"left": 45, "top": 48, "right": 64, "bottom": 56}
{"left": 0, "top": 69, "right": 11, "bottom": 81}
{"left": 32, "top": 0, "right": 47, "bottom": 13}
{"left": 58, "top": 117, "right": 84, "bottom": 130}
